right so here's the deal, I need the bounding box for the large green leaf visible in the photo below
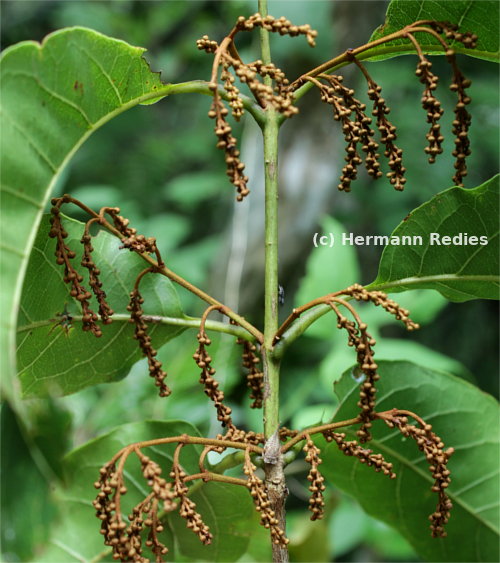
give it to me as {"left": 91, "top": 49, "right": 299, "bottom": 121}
{"left": 17, "top": 214, "right": 185, "bottom": 398}
{"left": 319, "top": 361, "right": 499, "bottom": 562}
{"left": 0, "top": 27, "right": 172, "bottom": 401}
{"left": 368, "top": 176, "right": 499, "bottom": 301}
{"left": 39, "top": 420, "right": 257, "bottom": 562}
{"left": 364, "top": 0, "right": 499, "bottom": 62}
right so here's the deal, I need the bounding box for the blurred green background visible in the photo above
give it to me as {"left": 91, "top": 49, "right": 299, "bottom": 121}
{"left": 2, "top": 1, "right": 498, "bottom": 561}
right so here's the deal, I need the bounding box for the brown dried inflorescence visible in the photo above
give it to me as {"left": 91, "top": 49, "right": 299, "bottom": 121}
{"left": 323, "top": 430, "right": 396, "bottom": 478}
{"left": 93, "top": 444, "right": 213, "bottom": 562}
{"left": 303, "top": 20, "right": 477, "bottom": 191}
{"left": 171, "top": 446, "right": 213, "bottom": 545}
{"left": 239, "top": 338, "right": 265, "bottom": 408}
{"left": 327, "top": 284, "right": 419, "bottom": 442}
{"left": 81, "top": 218, "right": 114, "bottom": 324}
{"left": 352, "top": 58, "right": 406, "bottom": 190}
{"left": 382, "top": 411, "right": 454, "bottom": 537}
{"left": 303, "top": 436, "right": 326, "bottom": 520}
{"left": 244, "top": 449, "right": 289, "bottom": 547}
{"left": 234, "top": 13, "right": 317, "bottom": 47}
{"left": 128, "top": 270, "right": 170, "bottom": 398}
{"left": 193, "top": 328, "right": 233, "bottom": 427}
{"left": 49, "top": 203, "right": 102, "bottom": 336}
{"left": 198, "top": 13, "right": 317, "bottom": 200}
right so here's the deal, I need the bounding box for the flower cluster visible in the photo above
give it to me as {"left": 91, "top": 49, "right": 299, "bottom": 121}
{"left": 239, "top": 339, "right": 265, "bottom": 408}
{"left": 341, "top": 284, "right": 419, "bottom": 331}
{"left": 128, "top": 272, "right": 170, "bottom": 398}
{"left": 234, "top": 13, "right": 317, "bottom": 47}
{"left": 352, "top": 59, "right": 406, "bottom": 190}
{"left": 198, "top": 13, "right": 317, "bottom": 200}
{"left": 243, "top": 450, "right": 288, "bottom": 546}
{"left": 311, "top": 74, "right": 380, "bottom": 192}
{"left": 382, "top": 411, "right": 454, "bottom": 537}
{"left": 207, "top": 91, "right": 250, "bottom": 201}
{"left": 171, "top": 447, "right": 213, "bottom": 545}
{"left": 49, "top": 202, "right": 102, "bottom": 336}
{"left": 93, "top": 444, "right": 212, "bottom": 562}
{"left": 323, "top": 430, "right": 396, "bottom": 478}
{"left": 327, "top": 285, "right": 419, "bottom": 441}
{"left": 303, "top": 436, "right": 326, "bottom": 520}
{"left": 193, "top": 329, "right": 233, "bottom": 427}
{"left": 81, "top": 218, "right": 114, "bottom": 324}
{"left": 405, "top": 22, "right": 476, "bottom": 184}
{"left": 302, "top": 20, "right": 477, "bottom": 191}
{"left": 407, "top": 35, "right": 445, "bottom": 164}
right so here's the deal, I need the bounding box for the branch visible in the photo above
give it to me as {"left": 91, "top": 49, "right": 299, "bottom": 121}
{"left": 52, "top": 196, "right": 264, "bottom": 344}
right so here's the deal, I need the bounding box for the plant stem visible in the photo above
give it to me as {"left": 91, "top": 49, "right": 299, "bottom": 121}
{"left": 258, "top": 1, "right": 289, "bottom": 560}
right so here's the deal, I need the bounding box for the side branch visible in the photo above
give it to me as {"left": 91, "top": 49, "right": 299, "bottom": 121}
{"left": 51, "top": 195, "right": 264, "bottom": 344}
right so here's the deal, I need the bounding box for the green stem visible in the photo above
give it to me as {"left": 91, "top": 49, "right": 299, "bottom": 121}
{"left": 262, "top": 110, "right": 281, "bottom": 438}
{"left": 258, "top": 2, "right": 289, "bottom": 561}
{"left": 163, "top": 80, "right": 266, "bottom": 125}
{"left": 273, "top": 303, "right": 332, "bottom": 358}
{"left": 259, "top": 1, "right": 280, "bottom": 440}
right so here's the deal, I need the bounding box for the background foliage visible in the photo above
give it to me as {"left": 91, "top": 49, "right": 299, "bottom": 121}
{"left": 1, "top": 1, "right": 498, "bottom": 562}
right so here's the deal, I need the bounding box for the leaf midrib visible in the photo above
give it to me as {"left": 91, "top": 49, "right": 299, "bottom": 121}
{"left": 371, "top": 273, "right": 500, "bottom": 292}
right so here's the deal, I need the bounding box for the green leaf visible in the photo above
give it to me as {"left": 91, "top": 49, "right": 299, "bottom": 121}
{"left": 17, "top": 214, "right": 185, "bottom": 398}
{"left": 295, "top": 216, "right": 361, "bottom": 338}
{"left": 0, "top": 27, "right": 171, "bottom": 401}
{"left": 39, "top": 420, "right": 255, "bottom": 562}
{"left": 368, "top": 175, "right": 499, "bottom": 301}
{"left": 365, "top": 0, "right": 499, "bottom": 62}
{"left": 287, "top": 510, "right": 331, "bottom": 562}
{"left": 320, "top": 361, "right": 499, "bottom": 562}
